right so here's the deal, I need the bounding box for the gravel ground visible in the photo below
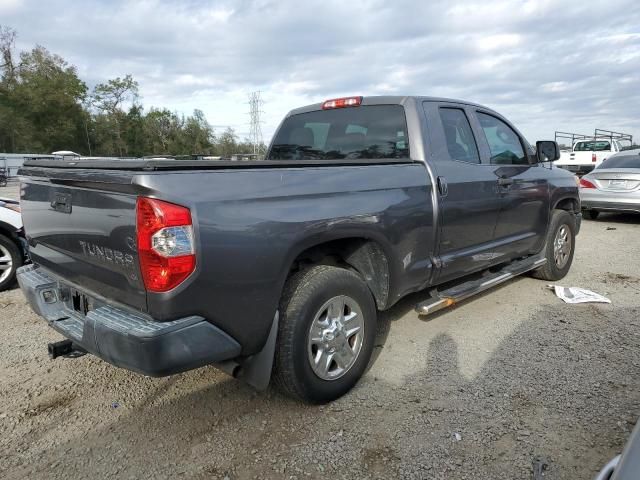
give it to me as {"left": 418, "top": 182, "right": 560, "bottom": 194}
{"left": 0, "top": 179, "right": 638, "bottom": 479}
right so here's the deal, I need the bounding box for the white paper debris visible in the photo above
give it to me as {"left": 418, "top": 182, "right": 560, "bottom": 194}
{"left": 454, "top": 432, "right": 462, "bottom": 441}
{"left": 548, "top": 285, "right": 611, "bottom": 304}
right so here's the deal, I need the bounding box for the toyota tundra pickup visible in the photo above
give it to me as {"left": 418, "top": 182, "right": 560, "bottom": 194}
{"left": 17, "top": 96, "right": 581, "bottom": 403}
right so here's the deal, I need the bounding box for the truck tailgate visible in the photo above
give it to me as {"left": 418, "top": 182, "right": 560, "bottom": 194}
{"left": 20, "top": 173, "right": 146, "bottom": 312}
{"left": 567, "top": 151, "right": 595, "bottom": 165}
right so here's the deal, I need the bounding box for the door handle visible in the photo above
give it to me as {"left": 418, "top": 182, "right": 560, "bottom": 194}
{"left": 497, "top": 177, "right": 514, "bottom": 187}
{"left": 437, "top": 176, "right": 448, "bottom": 196}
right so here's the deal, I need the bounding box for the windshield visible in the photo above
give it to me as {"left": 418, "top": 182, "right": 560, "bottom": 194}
{"left": 574, "top": 141, "right": 611, "bottom": 152}
{"left": 267, "top": 105, "right": 409, "bottom": 160}
{"left": 597, "top": 155, "right": 640, "bottom": 169}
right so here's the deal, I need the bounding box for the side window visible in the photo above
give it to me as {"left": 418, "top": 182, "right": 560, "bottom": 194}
{"left": 477, "top": 112, "right": 527, "bottom": 165}
{"left": 438, "top": 108, "right": 480, "bottom": 163}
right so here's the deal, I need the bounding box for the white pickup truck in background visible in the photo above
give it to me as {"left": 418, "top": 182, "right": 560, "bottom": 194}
{"left": 554, "top": 139, "right": 623, "bottom": 174}
{"left": 553, "top": 129, "right": 633, "bottom": 175}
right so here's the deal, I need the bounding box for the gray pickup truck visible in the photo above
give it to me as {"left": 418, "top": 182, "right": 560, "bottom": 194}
{"left": 17, "top": 96, "right": 580, "bottom": 403}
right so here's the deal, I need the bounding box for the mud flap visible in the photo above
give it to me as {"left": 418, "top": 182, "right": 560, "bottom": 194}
{"left": 237, "top": 311, "right": 279, "bottom": 391}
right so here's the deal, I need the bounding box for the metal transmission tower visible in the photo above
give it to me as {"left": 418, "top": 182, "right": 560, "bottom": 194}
{"left": 248, "top": 91, "right": 264, "bottom": 155}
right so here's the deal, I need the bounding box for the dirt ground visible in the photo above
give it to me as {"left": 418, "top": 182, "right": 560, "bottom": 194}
{"left": 0, "top": 180, "right": 639, "bottom": 479}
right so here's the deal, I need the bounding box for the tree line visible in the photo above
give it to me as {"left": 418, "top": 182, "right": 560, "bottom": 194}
{"left": 0, "top": 26, "right": 263, "bottom": 157}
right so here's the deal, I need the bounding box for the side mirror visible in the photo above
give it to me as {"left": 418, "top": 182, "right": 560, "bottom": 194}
{"left": 536, "top": 140, "right": 560, "bottom": 162}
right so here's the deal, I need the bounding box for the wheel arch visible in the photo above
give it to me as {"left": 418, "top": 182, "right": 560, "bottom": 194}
{"left": 553, "top": 196, "right": 580, "bottom": 214}
{"left": 284, "top": 236, "right": 392, "bottom": 310}
{"left": 0, "top": 221, "right": 22, "bottom": 245}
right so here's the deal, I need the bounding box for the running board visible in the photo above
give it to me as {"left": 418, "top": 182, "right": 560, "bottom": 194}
{"left": 415, "top": 256, "right": 546, "bottom": 316}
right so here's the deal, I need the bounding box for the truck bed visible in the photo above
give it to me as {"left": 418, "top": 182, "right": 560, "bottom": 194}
{"left": 18, "top": 159, "right": 434, "bottom": 355}
{"left": 22, "top": 157, "right": 414, "bottom": 171}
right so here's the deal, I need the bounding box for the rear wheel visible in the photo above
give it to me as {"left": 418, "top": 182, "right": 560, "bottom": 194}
{"left": 0, "top": 234, "right": 22, "bottom": 291}
{"left": 531, "top": 210, "right": 576, "bottom": 281}
{"left": 273, "top": 265, "right": 377, "bottom": 403}
{"left": 583, "top": 209, "right": 599, "bottom": 220}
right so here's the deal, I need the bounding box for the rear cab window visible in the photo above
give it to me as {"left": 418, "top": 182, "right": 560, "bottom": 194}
{"left": 597, "top": 155, "right": 640, "bottom": 169}
{"left": 267, "top": 105, "right": 409, "bottom": 160}
{"left": 574, "top": 141, "right": 611, "bottom": 152}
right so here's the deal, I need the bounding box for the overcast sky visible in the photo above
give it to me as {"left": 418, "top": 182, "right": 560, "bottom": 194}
{"left": 1, "top": 0, "right": 639, "bottom": 144}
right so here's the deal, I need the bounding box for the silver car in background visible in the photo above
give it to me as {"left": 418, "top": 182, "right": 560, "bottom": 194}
{"left": 580, "top": 149, "right": 640, "bottom": 219}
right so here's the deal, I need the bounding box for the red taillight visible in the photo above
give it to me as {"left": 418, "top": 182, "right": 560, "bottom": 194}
{"left": 321, "top": 96, "right": 362, "bottom": 109}
{"left": 136, "top": 197, "right": 195, "bottom": 292}
{"left": 592, "top": 153, "right": 597, "bottom": 162}
{"left": 579, "top": 178, "right": 596, "bottom": 189}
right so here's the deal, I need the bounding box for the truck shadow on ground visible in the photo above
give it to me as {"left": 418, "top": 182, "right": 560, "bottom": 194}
{"left": 7, "top": 300, "right": 640, "bottom": 480}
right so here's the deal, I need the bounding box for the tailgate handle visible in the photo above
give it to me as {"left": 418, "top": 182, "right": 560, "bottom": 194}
{"left": 50, "top": 193, "right": 72, "bottom": 213}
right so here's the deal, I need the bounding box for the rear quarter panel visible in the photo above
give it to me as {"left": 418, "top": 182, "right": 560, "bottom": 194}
{"left": 136, "top": 163, "right": 434, "bottom": 354}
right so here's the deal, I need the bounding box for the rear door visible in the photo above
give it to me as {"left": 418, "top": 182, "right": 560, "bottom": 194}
{"left": 472, "top": 110, "right": 549, "bottom": 259}
{"left": 422, "top": 101, "right": 502, "bottom": 283}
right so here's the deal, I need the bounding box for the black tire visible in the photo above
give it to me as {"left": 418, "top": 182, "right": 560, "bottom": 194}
{"left": 0, "top": 234, "right": 23, "bottom": 291}
{"left": 583, "top": 209, "right": 599, "bottom": 220}
{"left": 531, "top": 210, "right": 576, "bottom": 281}
{"left": 273, "top": 265, "right": 377, "bottom": 403}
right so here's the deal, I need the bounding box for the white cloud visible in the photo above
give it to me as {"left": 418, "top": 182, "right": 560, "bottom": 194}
{"left": 476, "top": 34, "right": 522, "bottom": 51}
{"left": 0, "top": 0, "right": 22, "bottom": 13}
{"left": 541, "top": 81, "right": 570, "bottom": 93}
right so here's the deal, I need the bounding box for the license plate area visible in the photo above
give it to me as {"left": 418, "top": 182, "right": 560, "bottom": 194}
{"left": 609, "top": 179, "right": 627, "bottom": 189}
{"left": 63, "top": 287, "right": 94, "bottom": 317}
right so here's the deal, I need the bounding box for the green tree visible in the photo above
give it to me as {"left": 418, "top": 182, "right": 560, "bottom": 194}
{"left": 0, "top": 26, "right": 263, "bottom": 158}
{"left": 143, "top": 108, "right": 182, "bottom": 155}
{"left": 2, "top": 44, "right": 87, "bottom": 152}
{"left": 182, "top": 109, "right": 214, "bottom": 154}
{"left": 91, "top": 74, "right": 139, "bottom": 156}
{"left": 216, "top": 127, "right": 240, "bottom": 157}
{"left": 122, "top": 104, "right": 146, "bottom": 157}
{"left": 0, "top": 27, "right": 17, "bottom": 151}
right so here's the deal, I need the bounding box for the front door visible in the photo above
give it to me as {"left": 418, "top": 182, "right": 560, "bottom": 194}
{"left": 471, "top": 110, "right": 550, "bottom": 259}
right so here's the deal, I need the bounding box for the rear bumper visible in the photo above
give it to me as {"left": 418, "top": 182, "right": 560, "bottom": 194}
{"left": 582, "top": 202, "right": 640, "bottom": 214}
{"left": 581, "top": 190, "right": 640, "bottom": 214}
{"left": 17, "top": 264, "right": 242, "bottom": 376}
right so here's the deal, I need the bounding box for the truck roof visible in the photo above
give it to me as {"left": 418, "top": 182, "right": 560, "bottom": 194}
{"left": 286, "top": 95, "right": 490, "bottom": 116}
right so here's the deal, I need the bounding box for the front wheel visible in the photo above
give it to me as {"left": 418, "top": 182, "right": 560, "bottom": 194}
{"left": 273, "top": 265, "right": 377, "bottom": 403}
{"left": 531, "top": 209, "right": 576, "bottom": 281}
